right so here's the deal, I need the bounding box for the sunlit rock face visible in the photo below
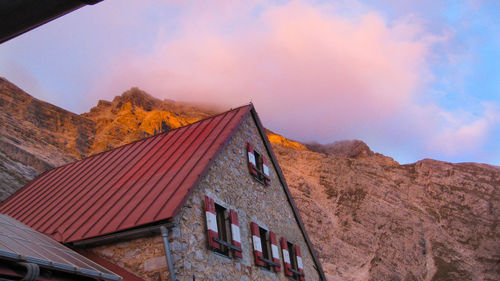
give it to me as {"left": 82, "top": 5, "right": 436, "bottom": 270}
{"left": 0, "top": 77, "right": 94, "bottom": 200}
{"left": 1, "top": 79, "right": 498, "bottom": 281}
{"left": 82, "top": 87, "right": 218, "bottom": 155}
{"left": 0, "top": 80, "right": 218, "bottom": 199}
{"left": 267, "top": 129, "right": 307, "bottom": 151}
{"left": 273, "top": 141, "right": 499, "bottom": 281}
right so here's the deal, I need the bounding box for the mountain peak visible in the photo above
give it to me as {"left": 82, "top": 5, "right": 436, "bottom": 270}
{"left": 266, "top": 130, "right": 307, "bottom": 150}
{"left": 305, "top": 139, "right": 374, "bottom": 158}
{"left": 113, "top": 87, "right": 159, "bottom": 111}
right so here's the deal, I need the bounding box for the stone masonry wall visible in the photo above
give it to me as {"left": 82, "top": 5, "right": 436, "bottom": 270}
{"left": 90, "top": 114, "right": 321, "bottom": 280}
{"left": 90, "top": 235, "right": 170, "bottom": 281}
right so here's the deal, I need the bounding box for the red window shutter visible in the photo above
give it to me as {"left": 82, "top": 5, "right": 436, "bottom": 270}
{"left": 230, "top": 210, "right": 242, "bottom": 258}
{"left": 295, "top": 245, "right": 305, "bottom": 280}
{"left": 281, "top": 237, "right": 293, "bottom": 276}
{"left": 250, "top": 222, "right": 265, "bottom": 266}
{"left": 262, "top": 156, "right": 271, "bottom": 185}
{"left": 269, "top": 231, "right": 281, "bottom": 272}
{"left": 247, "top": 143, "right": 258, "bottom": 177}
{"left": 204, "top": 195, "right": 219, "bottom": 249}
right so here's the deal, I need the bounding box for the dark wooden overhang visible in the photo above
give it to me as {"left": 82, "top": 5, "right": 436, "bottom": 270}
{"left": 0, "top": 0, "right": 103, "bottom": 44}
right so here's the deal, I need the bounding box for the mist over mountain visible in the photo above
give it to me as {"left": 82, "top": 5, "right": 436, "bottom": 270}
{"left": 0, "top": 77, "right": 498, "bottom": 280}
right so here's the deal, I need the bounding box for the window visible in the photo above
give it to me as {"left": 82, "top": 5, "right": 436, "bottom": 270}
{"left": 214, "top": 203, "right": 229, "bottom": 256}
{"left": 251, "top": 222, "right": 281, "bottom": 272}
{"left": 247, "top": 143, "right": 271, "bottom": 185}
{"left": 259, "top": 227, "right": 271, "bottom": 270}
{"left": 281, "top": 238, "right": 305, "bottom": 280}
{"left": 254, "top": 151, "right": 263, "bottom": 178}
{"left": 288, "top": 242, "right": 300, "bottom": 280}
{"left": 204, "top": 196, "right": 242, "bottom": 259}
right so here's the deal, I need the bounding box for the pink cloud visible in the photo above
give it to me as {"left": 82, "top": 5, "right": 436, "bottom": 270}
{"left": 91, "top": 0, "right": 497, "bottom": 161}
{"left": 95, "top": 1, "right": 430, "bottom": 137}
{"left": 423, "top": 103, "right": 500, "bottom": 156}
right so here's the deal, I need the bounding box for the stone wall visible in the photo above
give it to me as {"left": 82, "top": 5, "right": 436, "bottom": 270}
{"left": 91, "top": 235, "right": 171, "bottom": 281}
{"left": 90, "top": 114, "right": 321, "bottom": 280}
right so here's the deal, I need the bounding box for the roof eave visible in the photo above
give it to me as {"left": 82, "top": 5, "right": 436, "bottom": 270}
{"left": 0, "top": 0, "right": 103, "bottom": 44}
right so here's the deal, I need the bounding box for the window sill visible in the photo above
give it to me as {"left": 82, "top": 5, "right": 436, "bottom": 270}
{"left": 256, "top": 258, "right": 281, "bottom": 274}
{"left": 289, "top": 268, "right": 305, "bottom": 280}
{"left": 252, "top": 175, "right": 270, "bottom": 186}
{"left": 213, "top": 238, "right": 242, "bottom": 253}
{"left": 256, "top": 264, "right": 273, "bottom": 273}
{"left": 289, "top": 268, "right": 304, "bottom": 276}
{"left": 252, "top": 175, "right": 266, "bottom": 185}
{"left": 258, "top": 257, "right": 280, "bottom": 267}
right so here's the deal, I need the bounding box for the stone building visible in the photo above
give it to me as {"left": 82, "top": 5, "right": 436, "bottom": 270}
{"left": 0, "top": 104, "right": 326, "bottom": 281}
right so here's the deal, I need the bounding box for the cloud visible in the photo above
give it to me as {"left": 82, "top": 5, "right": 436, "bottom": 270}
{"left": 95, "top": 2, "right": 429, "bottom": 130}
{"left": 424, "top": 103, "right": 500, "bottom": 156}
{"left": 90, "top": 0, "right": 497, "bottom": 163}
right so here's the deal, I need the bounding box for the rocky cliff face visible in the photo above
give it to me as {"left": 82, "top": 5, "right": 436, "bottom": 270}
{"left": 0, "top": 81, "right": 218, "bottom": 200}
{"left": 0, "top": 77, "right": 95, "bottom": 200}
{"left": 82, "top": 87, "right": 218, "bottom": 155}
{"left": 272, "top": 142, "right": 499, "bottom": 281}
{"left": 1, "top": 79, "right": 498, "bottom": 280}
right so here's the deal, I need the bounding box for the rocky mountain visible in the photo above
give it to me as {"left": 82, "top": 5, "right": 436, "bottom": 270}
{"left": 0, "top": 78, "right": 498, "bottom": 280}
{"left": 0, "top": 79, "right": 218, "bottom": 199}
{"left": 0, "top": 77, "right": 95, "bottom": 199}
{"left": 272, "top": 142, "right": 499, "bottom": 281}
{"left": 82, "top": 87, "right": 218, "bottom": 155}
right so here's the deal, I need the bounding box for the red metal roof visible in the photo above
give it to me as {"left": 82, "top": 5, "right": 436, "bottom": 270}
{"left": 0, "top": 105, "right": 251, "bottom": 243}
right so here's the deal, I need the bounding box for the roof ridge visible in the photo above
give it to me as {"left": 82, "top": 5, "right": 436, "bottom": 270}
{"left": 72, "top": 103, "right": 252, "bottom": 166}
{"left": 10, "top": 103, "right": 254, "bottom": 181}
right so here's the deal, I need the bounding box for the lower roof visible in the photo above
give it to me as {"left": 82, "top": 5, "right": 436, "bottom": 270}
{"left": 0, "top": 214, "right": 121, "bottom": 281}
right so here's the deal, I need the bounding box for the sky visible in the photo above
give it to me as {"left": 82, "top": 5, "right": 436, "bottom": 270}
{"left": 0, "top": 0, "right": 499, "bottom": 165}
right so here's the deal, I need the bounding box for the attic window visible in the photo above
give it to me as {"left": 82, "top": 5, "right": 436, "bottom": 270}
{"left": 204, "top": 196, "right": 242, "bottom": 259}
{"left": 247, "top": 143, "right": 270, "bottom": 185}
{"left": 255, "top": 151, "right": 263, "bottom": 173}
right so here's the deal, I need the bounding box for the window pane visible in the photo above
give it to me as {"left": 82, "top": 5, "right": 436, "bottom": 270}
{"left": 288, "top": 241, "right": 300, "bottom": 280}
{"left": 215, "top": 203, "right": 229, "bottom": 256}
{"left": 258, "top": 227, "right": 271, "bottom": 269}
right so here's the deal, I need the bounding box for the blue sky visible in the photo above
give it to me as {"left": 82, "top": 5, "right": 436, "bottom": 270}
{"left": 0, "top": 0, "right": 498, "bottom": 165}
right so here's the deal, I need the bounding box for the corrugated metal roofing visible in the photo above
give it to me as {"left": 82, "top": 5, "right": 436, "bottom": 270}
{"left": 0, "top": 105, "right": 251, "bottom": 243}
{"left": 0, "top": 214, "right": 121, "bottom": 280}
